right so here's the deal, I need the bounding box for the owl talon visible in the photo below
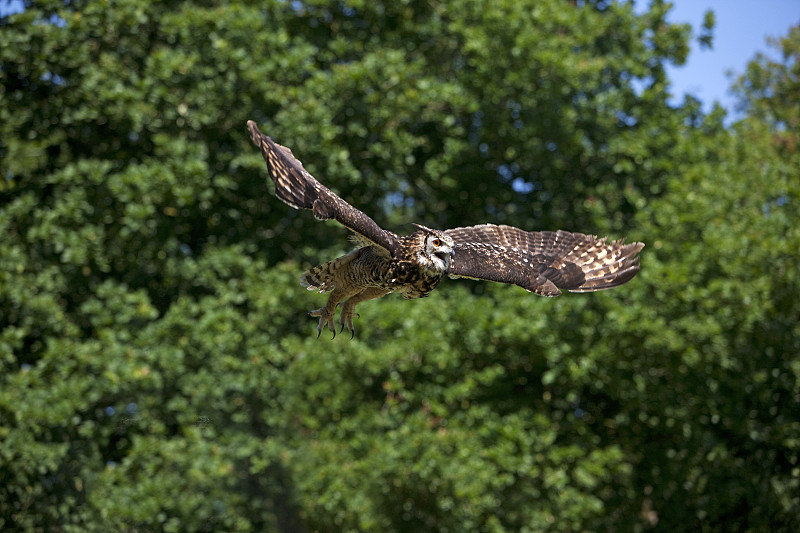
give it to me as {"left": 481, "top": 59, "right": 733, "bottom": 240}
{"left": 339, "top": 304, "right": 359, "bottom": 339}
{"left": 307, "top": 290, "right": 385, "bottom": 339}
{"left": 316, "top": 327, "right": 335, "bottom": 340}
{"left": 339, "top": 315, "right": 356, "bottom": 339}
{"left": 309, "top": 306, "right": 336, "bottom": 338}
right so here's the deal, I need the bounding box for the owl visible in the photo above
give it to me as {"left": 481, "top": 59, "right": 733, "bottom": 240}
{"left": 247, "top": 121, "right": 644, "bottom": 338}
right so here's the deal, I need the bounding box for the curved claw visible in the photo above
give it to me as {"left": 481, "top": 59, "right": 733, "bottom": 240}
{"left": 309, "top": 307, "right": 336, "bottom": 339}
{"left": 338, "top": 304, "right": 360, "bottom": 340}
{"left": 317, "top": 328, "right": 335, "bottom": 340}
{"left": 348, "top": 313, "right": 359, "bottom": 339}
{"left": 308, "top": 299, "right": 364, "bottom": 340}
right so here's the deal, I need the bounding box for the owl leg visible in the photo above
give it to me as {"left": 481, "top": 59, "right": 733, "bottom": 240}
{"left": 339, "top": 287, "right": 391, "bottom": 339}
{"left": 308, "top": 286, "right": 360, "bottom": 339}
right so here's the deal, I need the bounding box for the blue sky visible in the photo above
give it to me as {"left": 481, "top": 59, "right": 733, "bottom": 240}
{"left": 2, "top": 0, "right": 799, "bottom": 119}
{"left": 662, "top": 0, "right": 800, "bottom": 118}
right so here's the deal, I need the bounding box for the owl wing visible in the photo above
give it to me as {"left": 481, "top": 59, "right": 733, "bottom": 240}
{"left": 247, "top": 121, "right": 399, "bottom": 256}
{"left": 445, "top": 224, "right": 644, "bottom": 296}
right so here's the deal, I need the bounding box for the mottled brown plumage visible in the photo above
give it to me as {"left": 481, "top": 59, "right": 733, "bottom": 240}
{"left": 247, "top": 120, "right": 644, "bottom": 337}
{"left": 445, "top": 225, "right": 643, "bottom": 296}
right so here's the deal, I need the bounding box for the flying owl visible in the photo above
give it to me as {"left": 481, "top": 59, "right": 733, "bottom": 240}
{"left": 247, "top": 121, "right": 644, "bottom": 338}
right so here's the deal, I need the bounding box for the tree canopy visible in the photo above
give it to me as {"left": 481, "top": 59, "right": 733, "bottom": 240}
{"left": 1, "top": 1, "right": 798, "bottom": 531}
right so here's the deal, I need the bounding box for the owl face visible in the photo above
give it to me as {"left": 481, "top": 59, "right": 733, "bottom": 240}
{"left": 419, "top": 231, "right": 455, "bottom": 273}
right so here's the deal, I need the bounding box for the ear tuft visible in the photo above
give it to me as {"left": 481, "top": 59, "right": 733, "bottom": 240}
{"left": 411, "top": 223, "right": 434, "bottom": 233}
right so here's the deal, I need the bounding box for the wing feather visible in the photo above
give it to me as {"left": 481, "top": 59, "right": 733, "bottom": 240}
{"left": 247, "top": 121, "right": 398, "bottom": 256}
{"left": 445, "top": 224, "right": 643, "bottom": 296}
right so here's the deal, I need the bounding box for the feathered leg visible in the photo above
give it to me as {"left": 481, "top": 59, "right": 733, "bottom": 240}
{"left": 308, "top": 286, "right": 359, "bottom": 339}
{"left": 301, "top": 250, "right": 362, "bottom": 338}
{"left": 338, "top": 287, "right": 391, "bottom": 339}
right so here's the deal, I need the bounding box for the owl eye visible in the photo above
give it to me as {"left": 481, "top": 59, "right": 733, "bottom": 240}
{"left": 432, "top": 238, "right": 441, "bottom": 247}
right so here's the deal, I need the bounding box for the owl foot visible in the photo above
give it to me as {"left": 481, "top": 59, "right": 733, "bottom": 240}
{"left": 338, "top": 305, "right": 361, "bottom": 340}
{"left": 308, "top": 307, "right": 336, "bottom": 339}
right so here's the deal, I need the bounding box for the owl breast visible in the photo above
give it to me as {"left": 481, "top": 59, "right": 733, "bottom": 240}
{"left": 386, "top": 259, "right": 445, "bottom": 299}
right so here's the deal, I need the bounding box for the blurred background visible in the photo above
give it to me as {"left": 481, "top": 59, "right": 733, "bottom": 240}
{"left": 1, "top": 1, "right": 798, "bottom": 531}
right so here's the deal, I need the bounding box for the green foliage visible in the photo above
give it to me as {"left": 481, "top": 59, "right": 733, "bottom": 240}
{"left": 732, "top": 24, "right": 800, "bottom": 152}
{"left": 2, "top": 1, "right": 798, "bottom": 532}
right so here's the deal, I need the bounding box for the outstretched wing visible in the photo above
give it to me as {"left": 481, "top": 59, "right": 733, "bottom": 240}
{"left": 247, "top": 120, "right": 398, "bottom": 256}
{"left": 445, "top": 224, "right": 643, "bottom": 296}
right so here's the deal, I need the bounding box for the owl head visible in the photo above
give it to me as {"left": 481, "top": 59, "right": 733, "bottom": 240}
{"left": 412, "top": 224, "right": 455, "bottom": 273}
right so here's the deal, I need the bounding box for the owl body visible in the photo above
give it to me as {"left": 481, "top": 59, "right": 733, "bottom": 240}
{"left": 302, "top": 228, "right": 454, "bottom": 306}
{"left": 247, "top": 121, "right": 644, "bottom": 337}
{"left": 387, "top": 229, "right": 455, "bottom": 299}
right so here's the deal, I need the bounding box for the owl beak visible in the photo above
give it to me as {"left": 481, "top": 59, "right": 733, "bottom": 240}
{"left": 434, "top": 250, "right": 454, "bottom": 267}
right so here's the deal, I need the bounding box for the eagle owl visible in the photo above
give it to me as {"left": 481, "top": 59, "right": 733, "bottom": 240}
{"left": 247, "top": 121, "right": 644, "bottom": 338}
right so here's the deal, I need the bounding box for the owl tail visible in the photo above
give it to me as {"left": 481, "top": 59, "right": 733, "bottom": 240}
{"left": 299, "top": 249, "right": 361, "bottom": 293}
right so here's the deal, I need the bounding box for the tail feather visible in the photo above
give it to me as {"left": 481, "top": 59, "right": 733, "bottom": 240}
{"left": 300, "top": 265, "right": 335, "bottom": 293}
{"left": 299, "top": 249, "right": 361, "bottom": 293}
